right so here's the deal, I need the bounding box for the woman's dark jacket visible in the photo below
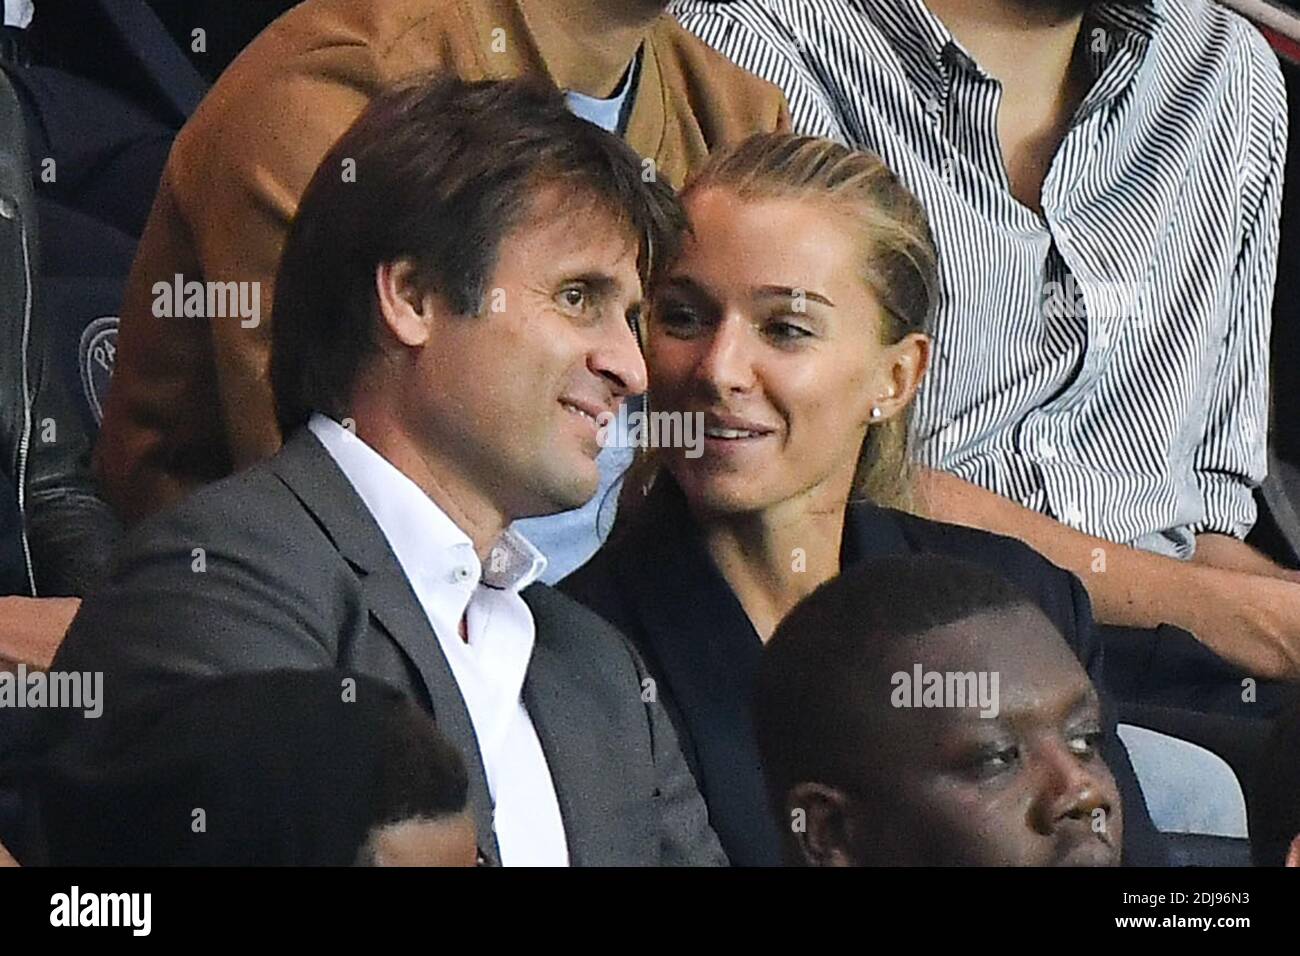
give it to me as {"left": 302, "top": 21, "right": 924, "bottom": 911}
{"left": 560, "top": 477, "right": 1164, "bottom": 866}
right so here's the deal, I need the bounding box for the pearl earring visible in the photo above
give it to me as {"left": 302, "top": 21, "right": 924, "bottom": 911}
{"left": 870, "top": 407, "right": 883, "bottom": 420}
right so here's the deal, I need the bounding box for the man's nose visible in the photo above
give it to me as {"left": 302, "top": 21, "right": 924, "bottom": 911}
{"left": 1031, "top": 740, "right": 1114, "bottom": 835}
{"left": 591, "top": 311, "right": 648, "bottom": 397}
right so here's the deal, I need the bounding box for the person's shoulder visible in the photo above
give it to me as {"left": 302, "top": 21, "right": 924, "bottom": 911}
{"left": 883, "top": 506, "right": 1090, "bottom": 632}
{"left": 886, "top": 506, "right": 1076, "bottom": 584}
{"left": 525, "top": 579, "right": 650, "bottom": 676}
{"left": 527, "top": 578, "right": 630, "bottom": 644}
{"left": 211, "top": 0, "right": 460, "bottom": 74}
{"left": 556, "top": 546, "right": 624, "bottom": 620}
{"left": 668, "top": 0, "right": 802, "bottom": 47}
{"left": 112, "top": 453, "right": 323, "bottom": 571}
{"left": 651, "top": 8, "right": 789, "bottom": 127}
{"left": 1150, "top": 0, "right": 1284, "bottom": 94}
{"left": 167, "top": 0, "right": 461, "bottom": 190}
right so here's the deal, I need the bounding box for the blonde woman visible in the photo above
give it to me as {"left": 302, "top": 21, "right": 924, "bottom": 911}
{"left": 562, "top": 133, "right": 1161, "bottom": 866}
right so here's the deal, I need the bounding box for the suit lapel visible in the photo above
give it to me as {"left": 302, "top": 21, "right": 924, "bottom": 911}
{"left": 269, "top": 429, "right": 501, "bottom": 865}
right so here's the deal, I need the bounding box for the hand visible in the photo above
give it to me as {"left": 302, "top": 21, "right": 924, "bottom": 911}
{"left": 1191, "top": 571, "right": 1300, "bottom": 682}
{"left": 0, "top": 596, "right": 81, "bottom": 670}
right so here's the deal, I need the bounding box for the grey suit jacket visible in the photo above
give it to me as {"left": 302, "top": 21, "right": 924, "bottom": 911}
{"left": 50, "top": 429, "right": 726, "bottom": 866}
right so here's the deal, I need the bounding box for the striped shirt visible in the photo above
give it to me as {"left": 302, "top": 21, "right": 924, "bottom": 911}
{"left": 672, "top": 0, "right": 1286, "bottom": 558}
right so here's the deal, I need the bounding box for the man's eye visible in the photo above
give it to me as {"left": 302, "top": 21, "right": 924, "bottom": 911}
{"left": 1067, "top": 731, "right": 1103, "bottom": 758}
{"left": 970, "top": 744, "right": 1020, "bottom": 779}
{"left": 558, "top": 287, "right": 588, "bottom": 311}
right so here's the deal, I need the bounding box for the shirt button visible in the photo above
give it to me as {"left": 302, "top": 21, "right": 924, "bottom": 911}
{"left": 1040, "top": 439, "right": 1057, "bottom": 460}
{"left": 1060, "top": 502, "right": 1084, "bottom": 527}
{"left": 451, "top": 565, "right": 474, "bottom": 584}
{"left": 1095, "top": 328, "right": 1110, "bottom": 350}
{"left": 925, "top": 97, "right": 942, "bottom": 116}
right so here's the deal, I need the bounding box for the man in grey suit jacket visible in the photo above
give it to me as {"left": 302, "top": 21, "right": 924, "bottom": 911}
{"left": 44, "top": 75, "right": 725, "bottom": 866}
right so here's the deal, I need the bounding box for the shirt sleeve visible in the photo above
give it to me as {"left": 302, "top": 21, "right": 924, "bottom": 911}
{"left": 1190, "top": 29, "right": 1286, "bottom": 540}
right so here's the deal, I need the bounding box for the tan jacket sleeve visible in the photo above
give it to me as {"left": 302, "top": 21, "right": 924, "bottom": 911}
{"left": 99, "top": 42, "right": 380, "bottom": 521}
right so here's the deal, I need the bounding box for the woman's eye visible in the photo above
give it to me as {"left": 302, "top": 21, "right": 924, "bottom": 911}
{"left": 766, "top": 320, "right": 813, "bottom": 341}
{"left": 657, "top": 307, "right": 703, "bottom": 334}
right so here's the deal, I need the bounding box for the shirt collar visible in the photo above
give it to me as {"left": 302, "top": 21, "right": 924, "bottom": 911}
{"left": 856, "top": 0, "right": 1162, "bottom": 104}
{"left": 564, "top": 45, "right": 643, "bottom": 134}
{"left": 1091, "top": 0, "right": 1162, "bottom": 44}
{"left": 853, "top": 0, "right": 959, "bottom": 106}
{"left": 308, "top": 414, "right": 546, "bottom": 594}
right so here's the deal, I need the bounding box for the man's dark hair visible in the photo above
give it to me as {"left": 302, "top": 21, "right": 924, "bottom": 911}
{"left": 271, "top": 73, "right": 685, "bottom": 430}
{"left": 755, "top": 555, "right": 1037, "bottom": 802}
{"left": 1249, "top": 693, "right": 1300, "bottom": 866}
{"left": 372, "top": 691, "right": 468, "bottom": 827}
{"left": 29, "top": 669, "right": 470, "bottom": 866}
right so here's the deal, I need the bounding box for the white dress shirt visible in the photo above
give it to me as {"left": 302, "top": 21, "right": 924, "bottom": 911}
{"left": 309, "top": 414, "right": 569, "bottom": 866}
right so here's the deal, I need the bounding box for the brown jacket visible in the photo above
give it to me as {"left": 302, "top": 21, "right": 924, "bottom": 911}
{"left": 97, "top": 0, "right": 789, "bottom": 523}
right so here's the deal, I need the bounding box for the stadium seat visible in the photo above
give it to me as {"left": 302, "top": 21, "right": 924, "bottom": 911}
{"left": 8, "top": 0, "right": 214, "bottom": 441}
{"left": 1117, "top": 724, "right": 1249, "bottom": 837}
{"left": 26, "top": 0, "right": 207, "bottom": 126}
{"left": 39, "top": 278, "right": 121, "bottom": 438}
{"left": 1162, "top": 833, "right": 1254, "bottom": 867}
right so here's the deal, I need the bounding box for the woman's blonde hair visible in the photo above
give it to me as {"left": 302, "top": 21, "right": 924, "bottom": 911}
{"left": 614, "top": 133, "right": 938, "bottom": 526}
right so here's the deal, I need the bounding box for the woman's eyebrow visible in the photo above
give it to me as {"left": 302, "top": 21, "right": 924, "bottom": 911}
{"left": 755, "top": 284, "right": 836, "bottom": 308}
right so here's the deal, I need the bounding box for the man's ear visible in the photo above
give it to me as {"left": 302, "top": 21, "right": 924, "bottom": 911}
{"left": 786, "top": 782, "right": 858, "bottom": 867}
{"left": 1285, "top": 833, "right": 1300, "bottom": 868}
{"left": 375, "top": 260, "right": 435, "bottom": 348}
{"left": 869, "top": 332, "right": 931, "bottom": 424}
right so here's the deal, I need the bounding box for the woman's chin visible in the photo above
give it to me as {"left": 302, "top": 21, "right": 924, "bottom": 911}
{"left": 673, "top": 466, "right": 776, "bottom": 517}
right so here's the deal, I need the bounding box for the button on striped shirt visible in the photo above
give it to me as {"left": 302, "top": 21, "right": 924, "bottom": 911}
{"left": 672, "top": 0, "right": 1286, "bottom": 558}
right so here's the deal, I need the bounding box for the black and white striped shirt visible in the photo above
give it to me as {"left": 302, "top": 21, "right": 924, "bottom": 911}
{"left": 672, "top": 0, "right": 1286, "bottom": 558}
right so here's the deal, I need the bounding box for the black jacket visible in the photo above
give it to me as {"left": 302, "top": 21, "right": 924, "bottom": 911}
{"left": 561, "top": 475, "right": 1166, "bottom": 866}
{"left": 0, "top": 68, "right": 118, "bottom": 597}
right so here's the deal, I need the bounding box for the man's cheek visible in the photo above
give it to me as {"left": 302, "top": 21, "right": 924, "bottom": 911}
{"left": 934, "top": 785, "right": 1032, "bottom": 865}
